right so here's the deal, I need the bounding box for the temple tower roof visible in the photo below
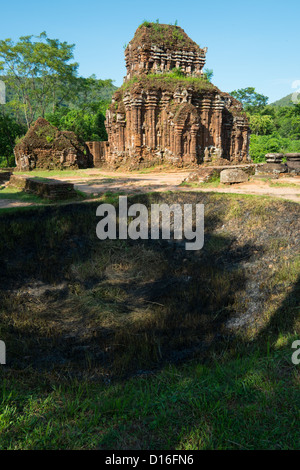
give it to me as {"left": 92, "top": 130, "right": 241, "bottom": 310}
{"left": 124, "top": 23, "right": 207, "bottom": 81}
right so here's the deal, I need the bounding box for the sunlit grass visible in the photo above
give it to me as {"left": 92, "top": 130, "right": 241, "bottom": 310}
{"left": 0, "top": 342, "right": 299, "bottom": 450}
{"left": 0, "top": 186, "right": 49, "bottom": 204}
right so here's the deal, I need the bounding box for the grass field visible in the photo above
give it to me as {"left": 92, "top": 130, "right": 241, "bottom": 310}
{"left": 1, "top": 342, "right": 299, "bottom": 450}
{"left": 12, "top": 165, "right": 175, "bottom": 178}
{"left": 0, "top": 186, "right": 51, "bottom": 204}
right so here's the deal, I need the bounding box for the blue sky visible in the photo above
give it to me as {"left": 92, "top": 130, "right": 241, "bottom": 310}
{"left": 1, "top": 0, "right": 299, "bottom": 102}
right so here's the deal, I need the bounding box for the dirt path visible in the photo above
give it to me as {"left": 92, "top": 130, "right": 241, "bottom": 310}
{"left": 0, "top": 170, "right": 299, "bottom": 208}
{"left": 59, "top": 171, "right": 300, "bottom": 203}
{"left": 0, "top": 199, "right": 33, "bottom": 209}
{"left": 181, "top": 179, "right": 300, "bottom": 203}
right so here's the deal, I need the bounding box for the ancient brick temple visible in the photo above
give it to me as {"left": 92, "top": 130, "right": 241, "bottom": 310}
{"left": 14, "top": 118, "right": 92, "bottom": 171}
{"left": 97, "top": 23, "right": 250, "bottom": 168}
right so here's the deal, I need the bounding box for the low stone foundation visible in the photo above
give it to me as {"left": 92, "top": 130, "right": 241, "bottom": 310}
{"left": 255, "top": 153, "right": 300, "bottom": 177}
{"left": 9, "top": 175, "right": 77, "bottom": 200}
{"left": 0, "top": 171, "right": 13, "bottom": 184}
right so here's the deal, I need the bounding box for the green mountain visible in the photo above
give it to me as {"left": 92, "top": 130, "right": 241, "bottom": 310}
{"left": 270, "top": 93, "right": 294, "bottom": 107}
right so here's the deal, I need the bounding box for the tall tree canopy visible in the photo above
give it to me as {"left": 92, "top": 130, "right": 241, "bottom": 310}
{"left": 230, "top": 87, "right": 269, "bottom": 110}
{"left": 0, "top": 32, "right": 78, "bottom": 128}
{"left": 0, "top": 110, "right": 26, "bottom": 166}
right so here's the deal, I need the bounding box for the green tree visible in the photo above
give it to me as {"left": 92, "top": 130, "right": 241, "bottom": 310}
{"left": 249, "top": 133, "right": 300, "bottom": 162}
{"left": 46, "top": 100, "right": 109, "bottom": 142}
{"left": 0, "top": 110, "right": 26, "bottom": 166}
{"left": 273, "top": 105, "right": 300, "bottom": 140}
{"left": 73, "top": 76, "right": 115, "bottom": 110}
{"left": 0, "top": 32, "right": 78, "bottom": 128}
{"left": 203, "top": 68, "right": 213, "bottom": 82}
{"left": 279, "top": 115, "right": 300, "bottom": 139}
{"left": 248, "top": 114, "right": 275, "bottom": 135}
{"left": 231, "top": 87, "right": 269, "bottom": 110}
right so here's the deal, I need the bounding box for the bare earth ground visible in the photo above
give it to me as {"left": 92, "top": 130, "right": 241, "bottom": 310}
{"left": 0, "top": 200, "right": 34, "bottom": 209}
{"left": 1, "top": 168, "right": 300, "bottom": 208}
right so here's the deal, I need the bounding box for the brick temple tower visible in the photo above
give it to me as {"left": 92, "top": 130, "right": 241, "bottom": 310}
{"left": 97, "top": 23, "right": 250, "bottom": 169}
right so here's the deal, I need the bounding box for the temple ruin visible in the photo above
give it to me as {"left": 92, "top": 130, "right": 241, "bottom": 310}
{"left": 95, "top": 23, "right": 250, "bottom": 169}
{"left": 14, "top": 118, "right": 92, "bottom": 171}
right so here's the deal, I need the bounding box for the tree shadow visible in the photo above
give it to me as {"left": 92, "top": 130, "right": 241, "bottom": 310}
{"left": 256, "top": 272, "right": 300, "bottom": 345}
{"left": 0, "top": 194, "right": 266, "bottom": 375}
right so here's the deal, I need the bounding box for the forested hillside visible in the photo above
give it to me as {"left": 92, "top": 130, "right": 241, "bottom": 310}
{"left": 271, "top": 93, "right": 294, "bottom": 107}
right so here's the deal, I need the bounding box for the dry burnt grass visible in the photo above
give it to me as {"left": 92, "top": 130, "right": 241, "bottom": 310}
{"left": 0, "top": 192, "right": 299, "bottom": 381}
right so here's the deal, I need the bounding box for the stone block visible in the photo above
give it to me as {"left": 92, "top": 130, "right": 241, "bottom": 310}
{"left": 220, "top": 169, "right": 248, "bottom": 184}
{"left": 183, "top": 168, "right": 221, "bottom": 183}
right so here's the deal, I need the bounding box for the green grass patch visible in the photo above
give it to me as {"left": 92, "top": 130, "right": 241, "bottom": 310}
{"left": 121, "top": 74, "right": 215, "bottom": 97}
{"left": 180, "top": 180, "right": 221, "bottom": 189}
{"left": 0, "top": 186, "right": 89, "bottom": 211}
{"left": 14, "top": 169, "right": 100, "bottom": 179}
{"left": 269, "top": 181, "right": 300, "bottom": 188}
{"left": 0, "top": 186, "right": 50, "bottom": 204}
{"left": 0, "top": 342, "right": 299, "bottom": 450}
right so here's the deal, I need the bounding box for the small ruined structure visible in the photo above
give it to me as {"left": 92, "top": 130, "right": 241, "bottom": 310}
{"left": 85, "top": 141, "right": 108, "bottom": 168}
{"left": 96, "top": 23, "right": 250, "bottom": 169}
{"left": 9, "top": 174, "right": 77, "bottom": 200}
{"left": 255, "top": 152, "right": 300, "bottom": 177}
{"left": 255, "top": 153, "right": 288, "bottom": 176}
{"left": 14, "top": 118, "right": 92, "bottom": 171}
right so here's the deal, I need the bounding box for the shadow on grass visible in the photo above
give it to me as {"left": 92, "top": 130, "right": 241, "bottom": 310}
{"left": 1, "top": 192, "right": 297, "bottom": 375}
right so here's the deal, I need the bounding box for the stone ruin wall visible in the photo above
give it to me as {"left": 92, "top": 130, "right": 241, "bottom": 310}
{"left": 9, "top": 174, "right": 77, "bottom": 200}
{"left": 85, "top": 141, "right": 108, "bottom": 167}
{"left": 15, "top": 147, "right": 90, "bottom": 172}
